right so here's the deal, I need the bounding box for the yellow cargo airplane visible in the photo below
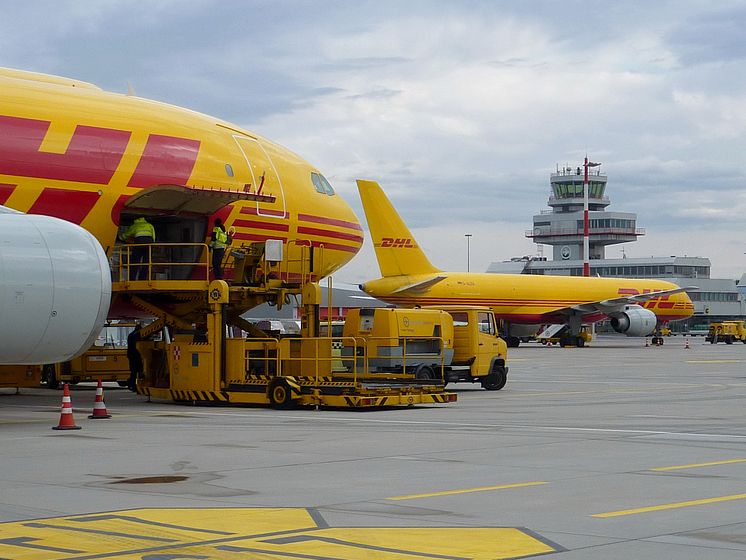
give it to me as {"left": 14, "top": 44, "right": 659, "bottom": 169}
{"left": 357, "top": 180, "right": 696, "bottom": 347}
{"left": 0, "top": 68, "right": 363, "bottom": 361}
{"left": 0, "top": 68, "right": 362, "bottom": 278}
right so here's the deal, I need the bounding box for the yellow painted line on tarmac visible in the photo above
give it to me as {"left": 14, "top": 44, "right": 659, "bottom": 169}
{"left": 593, "top": 492, "right": 746, "bottom": 518}
{"left": 388, "top": 481, "right": 548, "bottom": 501}
{"left": 685, "top": 359, "right": 742, "bottom": 364}
{"left": 651, "top": 458, "right": 746, "bottom": 471}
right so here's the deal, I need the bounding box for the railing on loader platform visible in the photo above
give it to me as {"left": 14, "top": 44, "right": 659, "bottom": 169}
{"left": 110, "top": 243, "right": 211, "bottom": 286}
{"left": 229, "top": 335, "right": 448, "bottom": 385}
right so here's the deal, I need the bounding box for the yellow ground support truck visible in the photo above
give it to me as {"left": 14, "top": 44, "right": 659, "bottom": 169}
{"left": 44, "top": 323, "right": 137, "bottom": 388}
{"left": 342, "top": 306, "right": 508, "bottom": 390}
{"left": 706, "top": 321, "right": 746, "bottom": 344}
{"left": 0, "top": 365, "right": 42, "bottom": 390}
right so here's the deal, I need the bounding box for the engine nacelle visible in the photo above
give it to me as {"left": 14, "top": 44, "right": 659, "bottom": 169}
{"left": 0, "top": 208, "right": 111, "bottom": 364}
{"left": 609, "top": 305, "right": 657, "bottom": 337}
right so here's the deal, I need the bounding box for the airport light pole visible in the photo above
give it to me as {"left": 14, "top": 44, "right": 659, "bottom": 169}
{"left": 465, "top": 233, "right": 472, "bottom": 272}
{"left": 583, "top": 157, "right": 601, "bottom": 276}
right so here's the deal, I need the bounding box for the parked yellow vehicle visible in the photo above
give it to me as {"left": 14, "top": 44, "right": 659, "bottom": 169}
{"left": 44, "top": 323, "right": 137, "bottom": 388}
{"left": 342, "top": 306, "right": 508, "bottom": 390}
{"left": 706, "top": 321, "right": 746, "bottom": 344}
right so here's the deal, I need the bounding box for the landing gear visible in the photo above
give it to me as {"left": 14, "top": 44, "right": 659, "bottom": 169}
{"left": 43, "top": 364, "right": 59, "bottom": 389}
{"left": 505, "top": 336, "right": 521, "bottom": 348}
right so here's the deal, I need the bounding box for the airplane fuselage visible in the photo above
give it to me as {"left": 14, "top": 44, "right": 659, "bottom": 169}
{"left": 0, "top": 69, "right": 362, "bottom": 280}
{"left": 362, "top": 272, "right": 694, "bottom": 323}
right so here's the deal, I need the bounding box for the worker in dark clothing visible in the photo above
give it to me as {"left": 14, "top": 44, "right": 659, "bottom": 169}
{"left": 126, "top": 325, "right": 143, "bottom": 392}
{"left": 121, "top": 216, "right": 155, "bottom": 280}
{"left": 210, "top": 217, "right": 230, "bottom": 279}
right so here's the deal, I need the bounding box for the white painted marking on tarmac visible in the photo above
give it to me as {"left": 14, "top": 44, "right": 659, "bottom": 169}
{"left": 178, "top": 410, "right": 746, "bottom": 439}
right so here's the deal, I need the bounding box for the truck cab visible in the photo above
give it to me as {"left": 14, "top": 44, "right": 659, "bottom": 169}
{"left": 439, "top": 306, "right": 508, "bottom": 390}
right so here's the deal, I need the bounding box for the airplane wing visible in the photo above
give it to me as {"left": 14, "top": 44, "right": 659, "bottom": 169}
{"left": 391, "top": 275, "right": 448, "bottom": 294}
{"left": 551, "top": 286, "right": 699, "bottom": 317}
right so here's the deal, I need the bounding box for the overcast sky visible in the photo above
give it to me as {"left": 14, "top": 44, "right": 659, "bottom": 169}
{"left": 3, "top": 0, "right": 746, "bottom": 282}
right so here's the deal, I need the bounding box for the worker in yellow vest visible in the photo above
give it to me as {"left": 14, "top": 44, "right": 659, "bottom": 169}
{"left": 121, "top": 216, "right": 156, "bottom": 280}
{"left": 210, "top": 217, "right": 230, "bottom": 279}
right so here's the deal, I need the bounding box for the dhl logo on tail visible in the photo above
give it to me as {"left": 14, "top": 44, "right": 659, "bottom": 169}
{"left": 376, "top": 237, "right": 416, "bottom": 248}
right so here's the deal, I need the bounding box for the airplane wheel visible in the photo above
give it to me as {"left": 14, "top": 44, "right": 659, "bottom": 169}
{"left": 268, "top": 379, "right": 295, "bottom": 409}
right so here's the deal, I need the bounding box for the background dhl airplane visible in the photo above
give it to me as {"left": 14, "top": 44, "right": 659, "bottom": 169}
{"left": 357, "top": 180, "right": 696, "bottom": 347}
{"left": 0, "top": 67, "right": 362, "bottom": 364}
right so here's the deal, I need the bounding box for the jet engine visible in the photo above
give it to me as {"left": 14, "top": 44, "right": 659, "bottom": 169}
{"left": 609, "top": 305, "right": 657, "bottom": 337}
{"left": 0, "top": 208, "right": 111, "bottom": 364}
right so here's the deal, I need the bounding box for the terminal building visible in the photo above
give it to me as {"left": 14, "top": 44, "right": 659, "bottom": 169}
{"left": 487, "top": 164, "right": 745, "bottom": 332}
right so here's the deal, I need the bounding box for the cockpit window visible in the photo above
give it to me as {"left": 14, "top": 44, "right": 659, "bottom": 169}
{"left": 311, "top": 173, "right": 325, "bottom": 193}
{"left": 311, "top": 172, "right": 336, "bottom": 196}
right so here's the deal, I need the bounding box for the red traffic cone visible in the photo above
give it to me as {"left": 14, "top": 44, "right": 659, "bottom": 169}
{"left": 88, "top": 379, "right": 111, "bottom": 419}
{"left": 53, "top": 383, "right": 81, "bottom": 430}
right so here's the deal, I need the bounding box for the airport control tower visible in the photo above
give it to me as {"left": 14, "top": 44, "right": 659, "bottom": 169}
{"left": 526, "top": 164, "right": 644, "bottom": 262}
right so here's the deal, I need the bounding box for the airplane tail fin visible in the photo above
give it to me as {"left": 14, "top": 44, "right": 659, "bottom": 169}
{"left": 357, "top": 180, "right": 440, "bottom": 277}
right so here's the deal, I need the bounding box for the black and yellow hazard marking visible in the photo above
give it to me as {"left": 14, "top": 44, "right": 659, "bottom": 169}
{"left": 141, "top": 388, "right": 229, "bottom": 402}
{"left": 0, "top": 507, "right": 561, "bottom": 559}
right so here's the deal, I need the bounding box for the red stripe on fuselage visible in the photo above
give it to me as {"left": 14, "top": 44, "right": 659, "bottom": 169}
{"left": 28, "top": 188, "right": 100, "bottom": 224}
{"left": 309, "top": 240, "right": 359, "bottom": 254}
{"left": 239, "top": 206, "right": 288, "bottom": 218}
{"left": 232, "top": 232, "right": 288, "bottom": 242}
{"left": 232, "top": 218, "right": 289, "bottom": 232}
{"left": 297, "top": 226, "right": 364, "bottom": 243}
{"left": 127, "top": 134, "right": 200, "bottom": 188}
{"left": 298, "top": 213, "right": 362, "bottom": 231}
{"left": 0, "top": 115, "right": 131, "bottom": 184}
{"left": 0, "top": 183, "right": 16, "bottom": 205}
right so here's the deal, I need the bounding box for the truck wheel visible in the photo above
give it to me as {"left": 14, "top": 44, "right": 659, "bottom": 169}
{"left": 481, "top": 364, "right": 507, "bottom": 391}
{"left": 576, "top": 336, "right": 585, "bottom": 348}
{"left": 414, "top": 365, "right": 435, "bottom": 381}
{"left": 726, "top": 336, "right": 733, "bottom": 345}
{"left": 268, "top": 379, "right": 294, "bottom": 409}
{"left": 43, "top": 365, "right": 59, "bottom": 389}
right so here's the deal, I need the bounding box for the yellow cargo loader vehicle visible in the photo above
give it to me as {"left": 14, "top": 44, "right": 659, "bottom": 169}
{"left": 706, "top": 321, "right": 746, "bottom": 344}
{"left": 342, "top": 306, "right": 508, "bottom": 390}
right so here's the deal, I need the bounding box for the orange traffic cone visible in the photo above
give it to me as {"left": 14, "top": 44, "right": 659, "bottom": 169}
{"left": 52, "top": 383, "right": 81, "bottom": 430}
{"left": 684, "top": 338, "right": 690, "bottom": 349}
{"left": 88, "top": 379, "right": 111, "bottom": 419}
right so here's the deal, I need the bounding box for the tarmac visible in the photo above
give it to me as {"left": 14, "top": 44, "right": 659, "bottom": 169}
{"left": 1, "top": 334, "right": 745, "bottom": 559}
